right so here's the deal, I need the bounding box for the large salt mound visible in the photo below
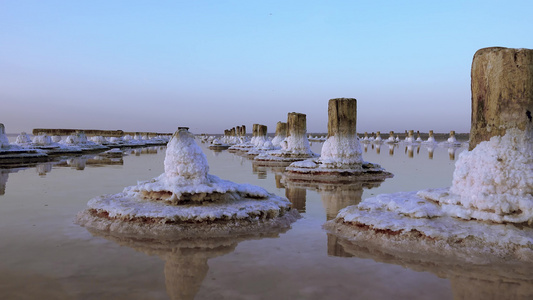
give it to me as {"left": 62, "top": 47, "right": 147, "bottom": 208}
{"left": 325, "top": 128, "right": 533, "bottom": 260}
{"left": 77, "top": 127, "right": 298, "bottom": 237}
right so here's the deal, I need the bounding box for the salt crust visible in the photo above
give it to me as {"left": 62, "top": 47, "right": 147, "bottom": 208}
{"left": 254, "top": 134, "right": 317, "bottom": 163}
{"left": 328, "top": 128, "right": 533, "bottom": 259}
{"left": 285, "top": 135, "right": 390, "bottom": 178}
{"left": 78, "top": 127, "right": 296, "bottom": 235}
{"left": 77, "top": 205, "right": 299, "bottom": 239}
{"left": 329, "top": 191, "right": 533, "bottom": 261}
{"left": 85, "top": 190, "right": 291, "bottom": 223}
{"left": 424, "top": 128, "right": 533, "bottom": 223}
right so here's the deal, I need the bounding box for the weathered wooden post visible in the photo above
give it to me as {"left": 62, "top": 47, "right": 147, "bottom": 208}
{"left": 470, "top": 47, "right": 533, "bottom": 150}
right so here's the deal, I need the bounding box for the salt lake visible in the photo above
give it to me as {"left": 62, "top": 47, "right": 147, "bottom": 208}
{"left": 0, "top": 138, "right": 497, "bottom": 299}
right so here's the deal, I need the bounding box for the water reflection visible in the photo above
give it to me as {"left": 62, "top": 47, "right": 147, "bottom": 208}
{"left": 0, "top": 147, "right": 162, "bottom": 194}
{"left": 0, "top": 169, "right": 9, "bottom": 195}
{"left": 329, "top": 236, "right": 533, "bottom": 300}
{"left": 284, "top": 180, "right": 384, "bottom": 221}
{"left": 285, "top": 185, "right": 306, "bottom": 213}
{"left": 83, "top": 227, "right": 290, "bottom": 300}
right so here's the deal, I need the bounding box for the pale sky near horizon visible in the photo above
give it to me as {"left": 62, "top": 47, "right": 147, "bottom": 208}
{"left": 1, "top": 1, "right": 532, "bottom": 134}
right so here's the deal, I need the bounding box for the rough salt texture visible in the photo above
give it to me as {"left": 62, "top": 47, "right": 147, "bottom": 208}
{"left": 421, "top": 128, "right": 533, "bottom": 223}
{"left": 327, "top": 191, "right": 533, "bottom": 261}
{"left": 32, "top": 134, "right": 52, "bottom": 146}
{"left": 327, "top": 127, "right": 533, "bottom": 260}
{"left": 164, "top": 130, "right": 210, "bottom": 186}
{"left": 77, "top": 127, "right": 296, "bottom": 233}
{"left": 14, "top": 132, "right": 32, "bottom": 145}
{"left": 84, "top": 188, "right": 291, "bottom": 223}
{"left": 319, "top": 135, "right": 364, "bottom": 167}
{"left": 284, "top": 134, "right": 391, "bottom": 181}
{"left": 77, "top": 207, "right": 299, "bottom": 240}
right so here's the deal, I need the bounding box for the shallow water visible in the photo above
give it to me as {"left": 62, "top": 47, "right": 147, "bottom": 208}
{"left": 0, "top": 140, "right": 488, "bottom": 299}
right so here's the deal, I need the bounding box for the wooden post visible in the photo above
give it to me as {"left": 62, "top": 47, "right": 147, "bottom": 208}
{"left": 470, "top": 47, "right": 533, "bottom": 150}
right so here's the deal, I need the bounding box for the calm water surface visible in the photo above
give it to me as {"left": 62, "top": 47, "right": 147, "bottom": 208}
{"left": 1, "top": 140, "right": 472, "bottom": 299}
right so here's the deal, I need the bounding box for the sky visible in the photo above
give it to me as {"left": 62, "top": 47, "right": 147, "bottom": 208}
{"left": 1, "top": 1, "right": 532, "bottom": 135}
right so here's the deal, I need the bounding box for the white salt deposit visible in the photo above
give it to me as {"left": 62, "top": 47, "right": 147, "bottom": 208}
{"left": 286, "top": 134, "right": 313, "bottom": 155}
{"left": 162, "top": 128, "right": 210, "bottom": 187}
{"left": 271, "top": 135, "right": 286, "bottom": 147}
{"left": 421, "top": 128, "right": 533, "bottom": 223}
{"left": 14, "top": 132, "right": 32, "bottom": 145}
{"left": 32, "top": 134, "right": 52, "bottom": 146}
{"left": 327, "top": 127, "right": 533, "bottom": 259}
{"left": 285, "top": 134, "right": 390, "bottom": 180}
{"left": 77, "top": 127, "right": 295, "bottom": 232}
{"left": 319, "top": 135, "right": 364, "bottom": 167}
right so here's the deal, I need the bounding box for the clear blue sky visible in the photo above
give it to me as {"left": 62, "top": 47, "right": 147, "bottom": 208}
{"left": 1, "top": 1, "right": 531, "bottom": 134}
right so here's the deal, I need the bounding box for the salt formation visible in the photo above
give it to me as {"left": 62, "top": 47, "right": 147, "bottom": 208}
{"left": 423, "top": 130, "right": 437, "bottom": 144}
{"left": 325, "top": 47, "right": 533, "bottom": 261}
{"left": 284, "top": 98, "right": 392, "bottom": 182}
{"left": 403, "top": 130, "right": 417, "bottom": 144}
{"left": 14, "top": 132, "right": 32, "bottom": 146}
{"left": 254, "top": 112, "right": 318, "bottom": 165}
{"left": 61, "top": 131, "right": 108, "bottom": 151}
{"left": 228, "top": 125, "right": 256, "bottom": 152}
{"left": 77, "top": 127, "right": 298, "bottom": 237}
{"left": 385, "top": 131, "right": 396, "bottom": 143}
{"left": 361, "top": 132, "right": 370, "bottom": 143}
{"left": 415, "top": 131, "right": 423, "bottom": 142}
{"left": 443, "top": 130, "right": 461, "bottom": 145}
{"left": 208, "top": 138, "right": 230, "bottom": 150}
{"left": 247, "top": 125, "right": 275, "bottom": 157}
{"left": 373, "top": 131, "right": 382, "bottom": 143}
{"left": 0, "top": 124, "right": 48, "bottom": 164}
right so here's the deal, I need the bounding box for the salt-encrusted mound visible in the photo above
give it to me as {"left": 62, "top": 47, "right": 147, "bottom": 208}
{"left": 326, "top": 128, "right": 533, "bottom": 260}
{"left": 284, "top": 135, "right": 392, "bottom": 182}
{"left": 422, "top": 128, "right": 533, "bottom": 224}
{"left": 76, "top": 127, "right": 298, "bottom": 237}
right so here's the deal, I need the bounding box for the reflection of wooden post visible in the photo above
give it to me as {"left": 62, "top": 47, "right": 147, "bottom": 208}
{"left": 319, "top": 185, "right": 363, "bottom": 221}
{"left": 327, "top": 98, "right": 357, "bottom": 137}
{"left": 164, "top": 252, "right": 208, "bottom": 300}
{"left": 285, "top": 186, "right": 306, "bottom": 213}
{"left": 449, "top": 148, "right": 456, "bottom": 160}
{"left": 0, "top": 170, "right": 7, "bottom": 195}
{"left": 470, "top": 47, "right": 533, "bottom": 150}
{"left": 389, "top": 145, "right": 394, "bottom": 156}
{"left": 327, "top": 234, "right": 354, "bottom": 257}
{"left": 275, "top": 174, "right": 284, "bottom": 189}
